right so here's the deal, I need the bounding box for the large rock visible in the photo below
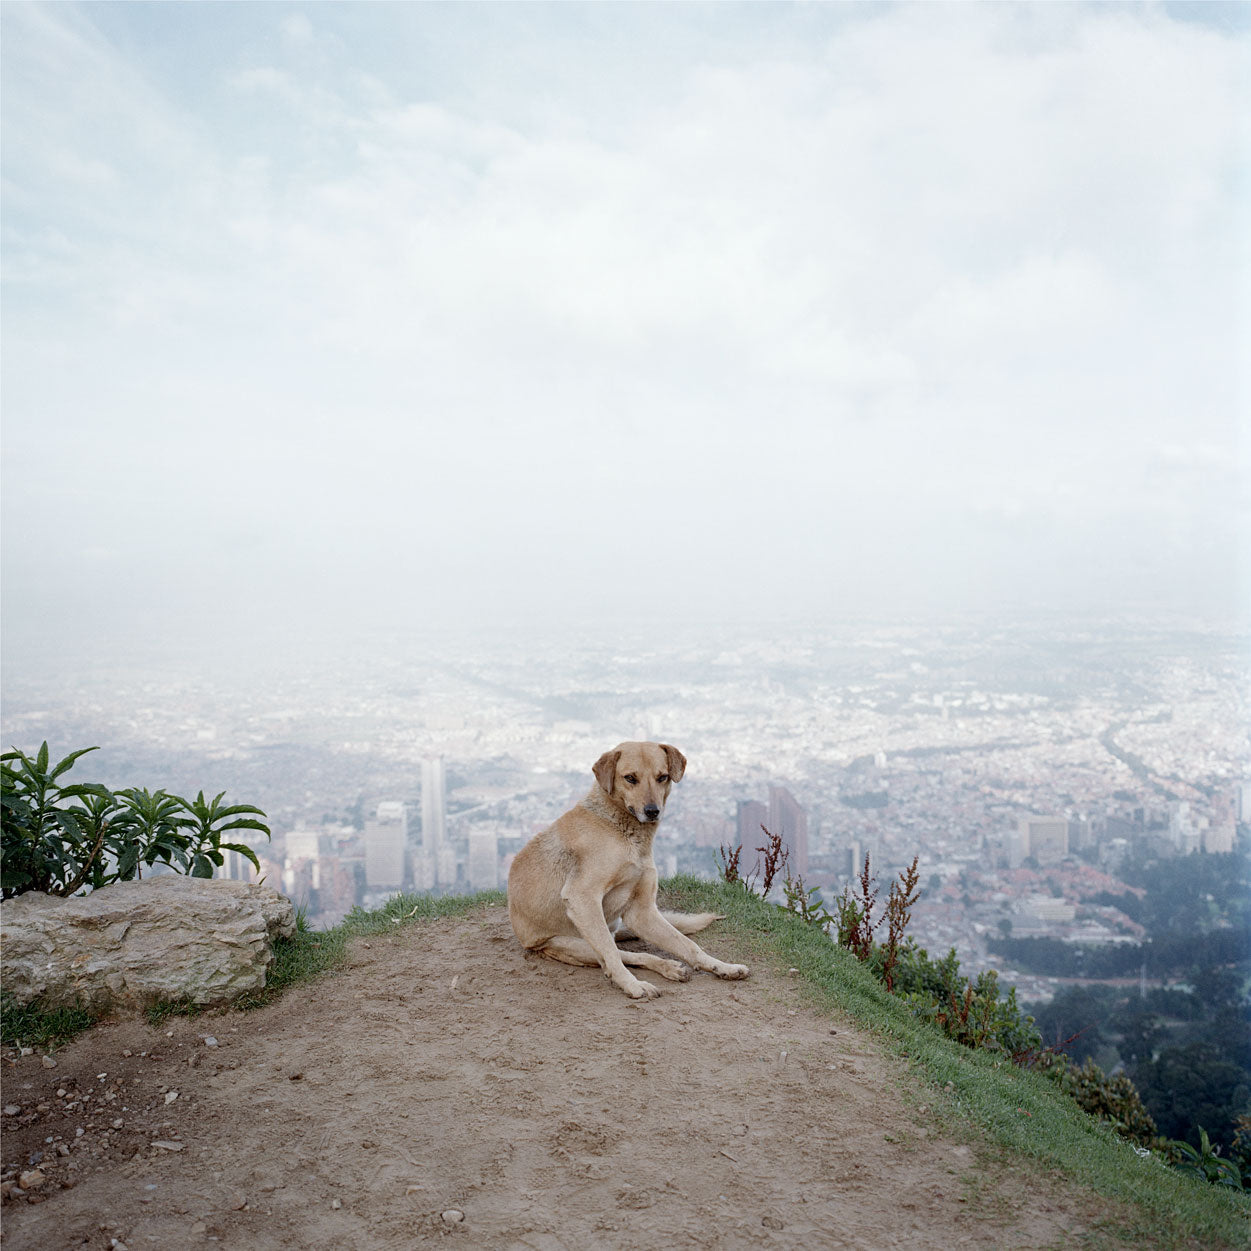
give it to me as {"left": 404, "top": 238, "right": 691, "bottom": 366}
{"left": 1, "top": 876, "right": 297, "bottom": 1011}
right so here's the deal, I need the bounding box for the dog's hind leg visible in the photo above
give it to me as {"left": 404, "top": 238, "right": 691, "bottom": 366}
{"left": 539, "top": 936, "right": 689, "bottom": 983}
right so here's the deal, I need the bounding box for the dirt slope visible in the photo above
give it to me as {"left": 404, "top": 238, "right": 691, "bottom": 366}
{"left": 3, "top": 906, "right": 1119, "bottom": 1250}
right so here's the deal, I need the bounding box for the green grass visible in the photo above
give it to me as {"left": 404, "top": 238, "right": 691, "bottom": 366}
{"left": 660, "top": 873, "right": 1251, "bottom": 1251}
{"left": 0, "top": 991, "right": 98, "bottom": 1050}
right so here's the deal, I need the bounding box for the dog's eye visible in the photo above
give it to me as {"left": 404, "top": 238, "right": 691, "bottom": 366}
{"left": 624, "top": 774, "right": 639, "bottom": 785}
{"left": 657, "top": 774, "right": 668, "bottom": 783}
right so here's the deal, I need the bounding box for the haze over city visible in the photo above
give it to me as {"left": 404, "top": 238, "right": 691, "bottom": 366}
{"left": 2, "top": 1, "right": 1246, "bottom": 676}
{"left": 1, "top": 3, "right": 1247, "bottom": 939}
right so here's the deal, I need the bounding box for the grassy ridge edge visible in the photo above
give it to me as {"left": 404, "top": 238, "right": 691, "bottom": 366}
{"left": 661, "top": 873, "right": 1249, "bottom": 1250}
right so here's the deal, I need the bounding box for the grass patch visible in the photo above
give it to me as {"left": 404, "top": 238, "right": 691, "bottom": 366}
{"left": 0, "top": 990, "right": 99, "bottom": 1050}
{"left": 660, "top": 873, "right": 1251, "bottom": 1251}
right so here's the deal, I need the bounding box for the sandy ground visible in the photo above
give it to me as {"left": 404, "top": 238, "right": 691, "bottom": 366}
{"left": 2, "top": 905, "right": 1125, "bottom": 1250}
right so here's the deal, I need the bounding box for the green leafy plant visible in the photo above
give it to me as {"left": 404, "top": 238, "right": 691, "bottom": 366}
{"left": 1, "top": 742, "right": 271, "bottom": 898}
{"left": 1169, "top": 1126, "right": 1244, "bottom": 1189}
{"left": 782, "top": 873, "right": 836, "bottom": 927}
{"left": 112, "top": 786, "right": 193, "bottom": 878}
{"left": 1, "top": 744, "right": 113, "bottom": 895}
{"left": 172, "top": 789, "right": 268, "bottom": 878}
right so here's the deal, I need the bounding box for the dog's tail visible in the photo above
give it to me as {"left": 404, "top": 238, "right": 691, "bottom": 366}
{"left": 661, "top": 910, "right": 724, "bottom": 934}
{"left": 612, "top": 912, "right": 724, "bottom": 942}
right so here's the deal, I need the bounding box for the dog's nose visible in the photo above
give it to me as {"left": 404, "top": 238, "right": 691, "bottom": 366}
{"left": 643, "top": 804, "right": 660, "bottom": 821}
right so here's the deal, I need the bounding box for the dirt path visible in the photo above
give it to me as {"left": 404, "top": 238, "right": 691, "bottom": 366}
{"left": 3, "top": 906, "right": 1118, "bottom": 1249}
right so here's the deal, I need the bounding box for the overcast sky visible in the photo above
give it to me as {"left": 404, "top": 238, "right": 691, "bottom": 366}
{"left": 2, "top": 2, "right": 1246, "bottom": 671}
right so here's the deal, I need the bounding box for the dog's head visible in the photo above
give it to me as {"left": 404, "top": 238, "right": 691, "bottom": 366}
{"left": 592, "top": 741, "right": 686, "bottom": 825}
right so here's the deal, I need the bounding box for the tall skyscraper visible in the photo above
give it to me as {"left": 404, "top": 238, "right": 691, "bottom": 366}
{"left": 768, "top": 784, "right": 809, "bottom": 878}
{"left": 364, "top": 801, "right": 407, "bottom": 888}
{"left": 422, "top": 758, "right": 447, "bottom": 857}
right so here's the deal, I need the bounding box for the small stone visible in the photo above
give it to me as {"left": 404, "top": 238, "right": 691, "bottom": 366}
{"left": 41, "top": 1055, "right": 58, "bottom": 1069}
{"left": 330, "top": 1198, "right": 342, "bottom": 1210}
{"left": 56, "top": 1088, "right": 67, "bottom": 1098}
{"left": 111, "top": 1239, "right": 131, "bottom": 1250}
{"left": 57, "top": 1145, "right": 70, "bottom": 1157}
{"left": 164, "top": 1091, "right": 179, "bottom": 1105}
{"left": 762, "top": 1214, "right": 784, "bottom": 1230}
{"left": 787, "top": 967, "right": 799, "bottom": 976}
{"left": 201, "top": 1036, "right": 218, "bottom": 1048}
{"left": 3, "top": 1105, "right": 20, "bottom": 1116}
{"left": 18, "top": 1169, "right": 45, "bottom": 1190}
{"left": 231, "top": 1192, "right": 247, "bottom": 1210}
{"left": 122, "top": 1049, "right": 132, "bottom": 1057}
{"left": 441, "top": 1209, "right": 465, "bottom": 1225}
{"left": 151, "top": 1141, "right": 184, "bottom": 1152}
{"left": 112, "top": 1119, "right": 124, "bottom": 1129}
{"left": 76, "top": 1128, "right": 85, "bottom": 1137}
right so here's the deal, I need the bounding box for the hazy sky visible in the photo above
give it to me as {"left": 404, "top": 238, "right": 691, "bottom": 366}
{"left": 2, "top": 2, "right": 1247, "bottom": 667}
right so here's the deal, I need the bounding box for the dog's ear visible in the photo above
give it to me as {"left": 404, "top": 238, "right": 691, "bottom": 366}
{"left": 592, "top": 749, "right": 621, "bottom": 795}
{"left": 660, "top": 744, "right": 686, "bottom": 784}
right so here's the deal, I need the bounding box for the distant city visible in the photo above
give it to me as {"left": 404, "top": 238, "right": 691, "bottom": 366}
{"left": 2, "top": 617, "right": 1246, "bottom": 1003}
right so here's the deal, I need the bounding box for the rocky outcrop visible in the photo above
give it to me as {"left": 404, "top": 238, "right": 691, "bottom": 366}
{"left": 0, "top": 876, "right": 296, "bottom": 1011}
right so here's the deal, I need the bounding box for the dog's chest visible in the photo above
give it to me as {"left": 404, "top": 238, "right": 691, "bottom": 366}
{"left": 601, "top": 846, "right": 652, "bottom": 913}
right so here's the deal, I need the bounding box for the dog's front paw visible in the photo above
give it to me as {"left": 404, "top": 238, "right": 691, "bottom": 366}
{"left": 657, "top": 959, "right": 691, "bottom": 983}
{"left": 714, "top": 963, "right": 749, "bottom": 980}
{"left": 619, "top": 976, "right": 662, "bottom": 999}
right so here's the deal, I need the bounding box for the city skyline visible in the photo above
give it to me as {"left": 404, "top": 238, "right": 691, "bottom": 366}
{"left": 4, "top": 615, "right": 1245, "bottom": 1004}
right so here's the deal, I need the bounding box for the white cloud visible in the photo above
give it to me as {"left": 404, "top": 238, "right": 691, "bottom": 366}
{"left": 1, "top": 1, "right": 1245, "bottom": 645}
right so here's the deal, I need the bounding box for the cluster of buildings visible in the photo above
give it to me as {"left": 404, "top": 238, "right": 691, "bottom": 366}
{"left": 5, "top": 621, "right": 1244, "bottom": 957}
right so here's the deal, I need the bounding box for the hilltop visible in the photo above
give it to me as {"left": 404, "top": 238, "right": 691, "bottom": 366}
{"left": 0, "top": 897, "right": 1240, "bottom": 1250}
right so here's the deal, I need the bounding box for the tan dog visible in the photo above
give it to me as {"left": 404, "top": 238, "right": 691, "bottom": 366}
{"left": 507, "top": 741, "right": 749, "bottom": 999}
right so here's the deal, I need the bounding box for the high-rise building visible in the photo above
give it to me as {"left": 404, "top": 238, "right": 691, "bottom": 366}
{"left": 422, "top": 758, "right": 447, "bottom": 857}
{"left": 735, "top": 800, "right": 769, "bottom": 876}
{"left": 1018, "top": 816, "right": 1069, "bottom": 866}
{"left": 768, "top": 785, "right": 809, "bottom": 878}
{"left": 437, "top": 845, "right": 458, "bottom": 888}
{"left": 412, "top": 852, "right": 436, "bottom": 892}
{"left": 364, "top": 801, "right": 407, "bottom": 888}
